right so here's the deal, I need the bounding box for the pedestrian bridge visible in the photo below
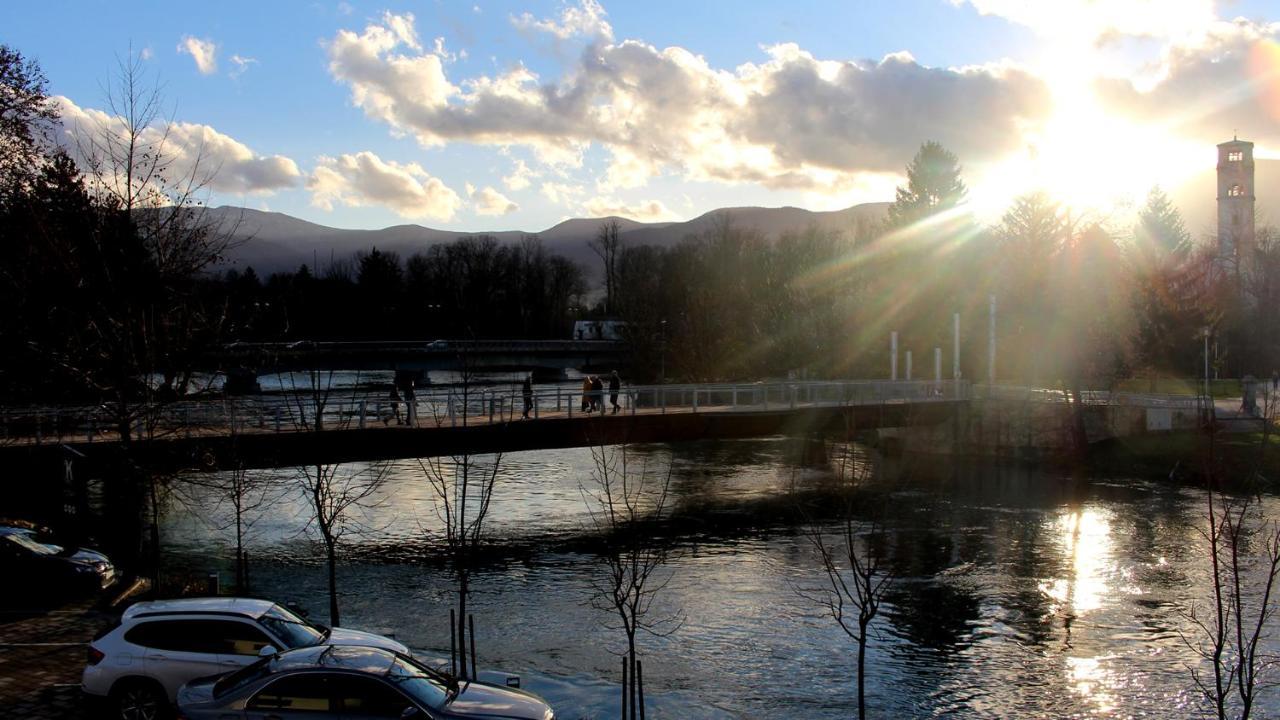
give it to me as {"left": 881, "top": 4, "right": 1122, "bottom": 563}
{"left": 4, "top": 381, "right": 1224, "bottom": 472}
{"left": 2, "top": 380, "right": 968, "bottom": 471}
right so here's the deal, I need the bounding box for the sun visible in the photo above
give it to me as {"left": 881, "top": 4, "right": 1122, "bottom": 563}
{"left": 971, "top": 37, "right": 1204, "bottom": 221}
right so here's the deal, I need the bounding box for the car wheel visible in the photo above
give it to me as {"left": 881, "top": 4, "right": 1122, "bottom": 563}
{"left": 111, "top": 680, "right": 171, "bottom": 720}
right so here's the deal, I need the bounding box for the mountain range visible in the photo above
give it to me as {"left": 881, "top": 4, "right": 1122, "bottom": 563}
{"left": 211, "top": 157, "right": 1279, "bottom": 278}
{"left": 208, "top": 203, "right": 890, "bottom": 277}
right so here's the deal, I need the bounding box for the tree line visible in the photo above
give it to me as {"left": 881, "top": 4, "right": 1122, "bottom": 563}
{"left": 218, "top": 236, "right": 586, "bottom": 343}
{"left": 599, "top": 141, "right": 1279, "bottom": 387}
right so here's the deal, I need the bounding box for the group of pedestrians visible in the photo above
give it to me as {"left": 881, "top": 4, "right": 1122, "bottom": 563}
{"left": 579, "top": 370, "right": 622, "bottom": 414}
{"left": 519, "top": 370, "right": 622, "bottom": 419}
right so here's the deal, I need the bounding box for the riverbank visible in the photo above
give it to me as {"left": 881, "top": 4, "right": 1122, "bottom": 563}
{"left": 1089, "top": 430, "right": 1280, "bottom": 486}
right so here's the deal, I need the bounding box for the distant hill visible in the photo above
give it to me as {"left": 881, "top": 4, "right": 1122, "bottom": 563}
{"left": 207, "top": 202, "right": 891, "bottom": 278}
{"left": 1170, "top": 158, "right": 1280, "bottom": 239}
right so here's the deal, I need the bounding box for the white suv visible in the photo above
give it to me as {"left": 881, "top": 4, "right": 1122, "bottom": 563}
{"left": 82, "top": 597, "right": 408, "bottom": 720}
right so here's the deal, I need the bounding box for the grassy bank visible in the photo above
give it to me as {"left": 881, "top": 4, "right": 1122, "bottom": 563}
{"left": 1090, "top": 430, "right": 1280, "bottom": 486}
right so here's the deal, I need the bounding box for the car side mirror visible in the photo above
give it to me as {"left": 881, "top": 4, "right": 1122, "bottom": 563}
{"left": 400, "top": 707, "right": 423, "bottom": 719}
{"left": 258, "top": 645, "right": 278, "bottom": 658}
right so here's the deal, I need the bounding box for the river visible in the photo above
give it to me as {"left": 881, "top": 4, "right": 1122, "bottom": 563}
{"left": 159, "top": 437, "right": 1274, "bottom": 718}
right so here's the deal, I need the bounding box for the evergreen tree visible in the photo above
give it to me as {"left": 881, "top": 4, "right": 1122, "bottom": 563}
{"left": 993, "top": 191, "right": 1066, "bottom": 382}
{"left": 0, "top": 45, "right": 58, "bottom": 197}
{"left": 885, "top": 141, "right": 968, "bottom": 229}
{"left": 1130, "top": 187, "right": 1200, "bottom": 376}
{"left": 1133, "top": 186, "right": 1191, "bottom": 263}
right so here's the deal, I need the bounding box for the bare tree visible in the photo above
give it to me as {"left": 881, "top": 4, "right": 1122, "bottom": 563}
{"left": 297, "top": 461, "right": 388, "bottom": 628}
{"left": 279, "top": 365, "right": 387, "bottom": 627}
{"left": 1181, "top": 399, "right": 1280, "bottom": 720}
{"left": 793, "top": 433, "right": 893, "bottom": 720}
{"left": 59, "top": 49, "right": 233, "bottom": 427}
{"left": 590, "top": 219, "right": 621, "bottom": 314}
{"left": 582, "top": 443, "right": 682, "bottom": 719}
{"left": 175, "top": 410, "right": 285, "bottom": 595}
{"left": 415, "top": 451, "right": 501, "bottom": 680}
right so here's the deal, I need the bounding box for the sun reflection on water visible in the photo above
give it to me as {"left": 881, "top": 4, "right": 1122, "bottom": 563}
{"left": 1065, "top": 654, "right": 1118, "bottom": 714}
{"left": 1039, "top": 507, "right": 1113, "bottom": 616}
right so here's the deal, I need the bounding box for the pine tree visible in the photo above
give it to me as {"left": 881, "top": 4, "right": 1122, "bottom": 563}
{"left": 1130, "top": 187, "right": 1200, "bottom": 375}
{"left": 1133, "top": 186, "right": 1191, "bottom": 264}
{"left": 885, "top": 141, "right": 967, "bottom": 229}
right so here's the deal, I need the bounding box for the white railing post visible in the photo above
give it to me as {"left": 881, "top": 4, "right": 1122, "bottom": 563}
{"left": 692, "top": 388, "right": 699, "bottom": 413}
{"left": 732, "top": 387, "right": 738, "bottom": 408}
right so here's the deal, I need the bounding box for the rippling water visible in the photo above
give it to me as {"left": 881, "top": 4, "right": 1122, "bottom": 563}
{"left": 161, "top": 438, "right": 1278, "bottom": 718}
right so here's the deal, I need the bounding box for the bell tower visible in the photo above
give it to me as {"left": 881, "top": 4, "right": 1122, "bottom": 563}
{"left": 1217, "top": 137, "right": 1255, "bottom": 270}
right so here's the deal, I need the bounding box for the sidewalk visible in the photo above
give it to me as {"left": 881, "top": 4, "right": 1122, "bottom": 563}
{"left": 0, "top": 602, "right": 116, "bottom": 719}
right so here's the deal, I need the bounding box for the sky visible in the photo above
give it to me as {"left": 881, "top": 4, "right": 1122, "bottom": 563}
{"left": 3, "top": 0, "right": 1280, "bottom": 231}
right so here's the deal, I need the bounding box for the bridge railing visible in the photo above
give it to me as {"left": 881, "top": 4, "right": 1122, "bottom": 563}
{"left": 0, "top": 379, "right": 971, "bottom": 445}
{"left": 975, "top": 384, "right": 1211, "bottom": 410}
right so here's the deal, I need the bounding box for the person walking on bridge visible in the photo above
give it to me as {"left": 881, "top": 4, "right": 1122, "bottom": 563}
{"left": 581, "top": 376, "right": 593, "bottom": 413}
{"left": 609, "top": 370, "right": 621, "bottom": 414}
{"left": 591, "top": 375, "right": 605, "bottom": 412}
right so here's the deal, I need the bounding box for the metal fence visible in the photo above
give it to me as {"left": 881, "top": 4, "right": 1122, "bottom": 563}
{"left": 4, "top": 380, "right": 1228, "bottom": 446}
{"left": 0, "top": 379, "right": 970, "bottom": 445}
{"left": 975, "top": 384, "right": 1211, "bottom": 410}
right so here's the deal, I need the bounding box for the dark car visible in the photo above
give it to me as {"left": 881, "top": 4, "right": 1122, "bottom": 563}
{"left": 178, "top": 644, "right": 555, "bottom": 720}
{"left": 0, "top": 524, "right": 116, "bottom": 598}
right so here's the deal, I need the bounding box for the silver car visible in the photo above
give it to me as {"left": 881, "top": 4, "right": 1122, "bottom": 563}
{"left": 178, "top": 644, "right": 556, "bottom": 720}
{"left": 82, "top": 597, "right": 408, "bottom": 720}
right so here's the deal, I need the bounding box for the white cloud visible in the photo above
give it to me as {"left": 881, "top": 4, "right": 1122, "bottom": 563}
{"left": 1096, "top": 20, "right": 1280, "bottom": 147}
{"left": 467, "top": 183, "right": 519, "bottom": 215}
{"left": 309, "top": 151, "right": 461, "bottom": 220}
{"left": 326, "top": 12, "right": 455, "bottom": 127}
{"left": 326, "top": 13, "right": 1050, "bottom": 195}
{"left": 229, "top": 54, "right": 258, "bottom": 79}
{"left": 512, "top": 0, "right": 613, "bottom": 41}
{"left": 541, "top": 181, "right": 585, "bottom": 204}
{"left": 582, "top": 196, "right": 679, "bottom": 222}
{"left": 139, "top": 47, "right": 154, "bottom": 61}
{"left": 178, "top": 36, "right": 218, "bottom": 75}
{"left": 502, "top": 158, "right": 535, "bottom": 190}
{"left": 53, "top": 95, "right": 301, "bottom": 195}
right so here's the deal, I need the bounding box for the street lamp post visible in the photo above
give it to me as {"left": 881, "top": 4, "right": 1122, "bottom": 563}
{"left": 1203, "top": 327, "right": 1210, "bottom": 403}
{"left": 659, "top": 320, "right": 667, "bottom": 383}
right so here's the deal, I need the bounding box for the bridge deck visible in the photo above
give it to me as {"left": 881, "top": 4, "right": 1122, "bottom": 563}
{"left": 0, "top": 380, "right": 968, "bottom": 472}
{"left": 37, "top": 401, "right": 964, "bottom": 472}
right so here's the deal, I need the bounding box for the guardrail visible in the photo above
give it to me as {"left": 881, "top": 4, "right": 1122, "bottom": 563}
{"left": 4, "top": 381, "right": 1230, "bottom": 447}
{"left": 975, "top": 384, "right": 1212, "bottom": 410}
{"left": 0, "top": 379, "right": 970, "bottom": 446}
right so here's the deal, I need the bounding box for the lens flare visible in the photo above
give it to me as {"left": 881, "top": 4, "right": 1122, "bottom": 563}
{"left": 1249, "top": 38, "right": 1280, "bottom": 121}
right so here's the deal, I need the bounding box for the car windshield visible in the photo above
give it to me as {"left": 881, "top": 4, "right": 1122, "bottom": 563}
{"left": 387, "top": 657, "right": 449, "bottom": 709}
{"left": 3, "top": 533, "right": 60, "bottom": 556}
{"left": 213, "top": 656, "right": 272, "bottom": 698}
{"left": 258, "top": 605, "right": 325, "bottom": 649}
